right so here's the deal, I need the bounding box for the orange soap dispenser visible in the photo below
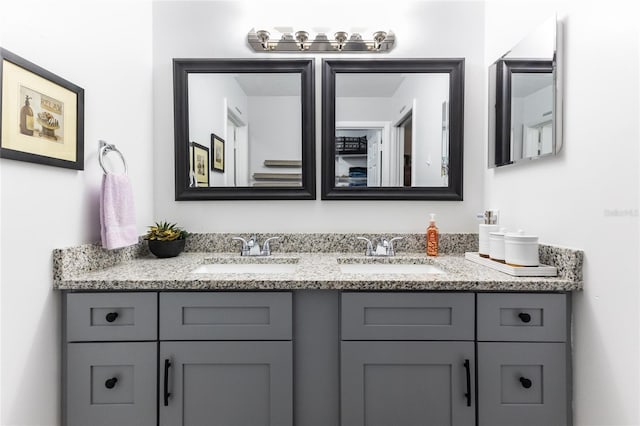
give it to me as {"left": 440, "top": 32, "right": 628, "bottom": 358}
{"left": 426, "top": 213, "right": 439, "bottom": 256}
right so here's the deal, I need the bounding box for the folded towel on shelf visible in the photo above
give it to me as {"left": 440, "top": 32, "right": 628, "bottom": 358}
{"left": 100, "top": 173, "right": 138, "bottom": 250}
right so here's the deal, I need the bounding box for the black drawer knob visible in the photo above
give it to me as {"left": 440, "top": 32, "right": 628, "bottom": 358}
{"left": 105, "top": 312, "right": 119, "bottom": 323}
{"left": 518, "top": 312, "right": 531, "bottom": 323}
{"left": 519, "top": 377, "right": 532, "bottom": 389}
{"left": 105, "top": 377, "right": 118, "bottom": 389}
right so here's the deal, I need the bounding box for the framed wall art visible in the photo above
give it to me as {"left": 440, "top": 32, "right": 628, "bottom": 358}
{"left": 191, "top": 141, "right": 210, "bottom": 186}
{"left": 0, "top": 48, "right": 84, "bottom": 170}
{"left": 211, "top": 133, "right": 224, "bottom": 172}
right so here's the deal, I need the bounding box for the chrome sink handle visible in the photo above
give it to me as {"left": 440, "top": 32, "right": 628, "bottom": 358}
{"left": 232, "top": 236, "right": 249, "bottom": 256}
{"left": 261, "top": 237, "right": 281, "bottom": 256}
{"left": 357, "top": 237, "right": 374, "bottom": 256}
{"left": 388, "top": 237, "right": 404, "bottom": 256}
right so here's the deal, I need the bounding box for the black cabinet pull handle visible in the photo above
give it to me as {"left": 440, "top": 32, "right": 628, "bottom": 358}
{"left": 518, "top": 312, "right": 531, "bottom": 323}
{"left": 105, "top": 312, "right": 119, "bottom": 323}
{"left": 104, "top": 377, "right": 118, "bottom": 389}
{"left": 463, "top": 359, "right": 472, "bottom": 407}
{"left": 519, "top": 377, "right": 532, "bottom": 389}
{"left": 164, "top": 359, "right": 172, "bottom": 406}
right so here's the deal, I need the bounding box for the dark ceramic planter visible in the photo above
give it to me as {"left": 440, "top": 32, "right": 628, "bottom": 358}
{"left": 148, "top": 239, "right": 186, "bottom": 258}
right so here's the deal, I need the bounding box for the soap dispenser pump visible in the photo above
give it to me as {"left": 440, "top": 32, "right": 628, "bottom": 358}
{"left": 426, "top": 213, "right": 438, "bottom": 257}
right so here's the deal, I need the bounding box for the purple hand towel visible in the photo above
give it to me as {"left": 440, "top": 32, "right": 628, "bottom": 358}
{"left": 100, "top": 174, "right": 138, "bottom": 249}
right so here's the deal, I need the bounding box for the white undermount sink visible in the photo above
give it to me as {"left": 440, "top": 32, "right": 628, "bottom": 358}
{"left": 339, "top": 263, "right": 444, "bottom": 275}
{"left": 191, "top": 263, "right": 298, "bottom": 274}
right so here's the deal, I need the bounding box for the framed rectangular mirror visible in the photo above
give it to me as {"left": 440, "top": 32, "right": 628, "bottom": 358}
{"left": 173, "top": 59, "right": 315, "bottom": 200}
{"left": 488, "top": 16, "right": 563, "bottom": 168}
{"left": 321, "top": 59, "right": 465, "bottom": 200}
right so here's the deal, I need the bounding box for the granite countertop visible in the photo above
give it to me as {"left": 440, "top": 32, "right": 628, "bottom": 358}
{"left": 54, "top": 251, "right": 582, "bottom": 292}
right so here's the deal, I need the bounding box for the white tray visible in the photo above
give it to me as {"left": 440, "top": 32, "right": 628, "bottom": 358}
{"left": 464, "top": 252, "right": 557, "bottom": 277}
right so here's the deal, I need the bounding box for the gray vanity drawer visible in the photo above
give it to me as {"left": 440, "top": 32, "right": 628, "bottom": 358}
{"left": 160, "top": 292, "right": 292, "bottom": 340}
{"left": 477, "top": 342, "right": 567, "bottom": 426}
{"left": 66, "top": 342, "right": 157, "bottom": 426}
{"left": 66, "top": 293, "right": 157, "bottom": 342}
{"left": 477, "top": 293, "right": 567, "bottom": 342}
{"left": 341, "top": 292, "right": 474, "bottom": 341}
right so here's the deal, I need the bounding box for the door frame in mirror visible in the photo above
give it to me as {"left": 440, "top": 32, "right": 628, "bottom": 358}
{"left": 494, "top": 59, "right": 553, "bottom": 167}
{"left": 173, "top": 59, "right": 316, "bottom": 200}
{"left": 321, "top": 59, "right": 464, "bottom": 200}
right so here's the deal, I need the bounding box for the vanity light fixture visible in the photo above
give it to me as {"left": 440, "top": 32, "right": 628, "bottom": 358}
{"left": 256, "top": 30, "right": 271, "bottom": 50}
{"left": 295, "top": 31, "right": 310, "bottom": 50}
{"left": 372, "top": 31, "right": 387, "bottom": 50}
{"left": 247, "top": 28, "right": 395, "bottom": 53}
{"left": 334, "top": 31, "right": 348, "bottom": 51}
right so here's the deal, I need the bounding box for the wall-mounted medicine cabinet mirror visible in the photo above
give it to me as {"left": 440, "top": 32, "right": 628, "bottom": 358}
{"left": 322, "top": 59, "right": 465, "bottom": 200}
{"left": 488, "top": 15, "right": 563, "bottom": 168}
{"left": 173, "top": 59, "right": 315, "bottom": 200}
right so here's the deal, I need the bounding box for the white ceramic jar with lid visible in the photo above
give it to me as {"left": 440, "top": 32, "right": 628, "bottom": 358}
{"left": 504, "top": 230, "right": 539, "bottom": 267}
{"left": 477, "top": 210, "right": 499, "bottom": 258}
{"left": 489, "top": 227, "right": 508, "bottom": 262}
{"left": 479, "top": 224, "right": 498, "bottom": 257}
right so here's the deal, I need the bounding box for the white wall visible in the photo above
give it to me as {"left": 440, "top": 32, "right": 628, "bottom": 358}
{"left": 484, "top": 1, "right": 640, "bottom": 425}
{"left": 391, "top": 74, "right": 450, "bottom": 186}
{"left": 248, "top": 96, "right": 301, "bottom": 176}
{"left": 0, "top": 1, "right": 154, "bottom": 425}
{"left": 336, "top": 97, "right": 393, "bottom": 122}
{"left": 153, "top": 0, "right": 486, "bottom": 233}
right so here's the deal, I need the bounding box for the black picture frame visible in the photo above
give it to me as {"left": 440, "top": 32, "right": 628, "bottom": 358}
{"left": 321, "top": 59, "right": 465, "bottom": 201}
{"left": 211, "top": 133, "right": 225, "bottom": 172}
{"left": 191, "top": 142, "right": 210, "bottom": 187}
{"left": 173, "top": 59, "right": 315, "bottom": 200}
{"left": 0, "top": 48, "right": 84, "bottom": 170}
{"left": 494, "top": 59, "right": 554, "bottom": 167}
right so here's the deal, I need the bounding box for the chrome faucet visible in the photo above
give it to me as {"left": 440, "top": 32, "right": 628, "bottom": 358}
{"left": 357, "top": 236, "right": 404, "bottom": 256}
{"left": 232, "top": 235, "right": 280, "bottom": 256}
{"left": 380, "top": 237, "right": 404, "bottom": 256}
{"left": 356, "top": 237, "right": 374, "bottom": 256}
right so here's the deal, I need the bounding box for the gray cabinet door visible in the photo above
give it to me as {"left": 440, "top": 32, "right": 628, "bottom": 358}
{"left": 341, "top": 341, "right": 475, "bottom": 426}
{"left": 160, "top": 341, "right": 292, "bottom": 426}
{"left": 477, "top": 342, "right": 567, "bottom": 426}
{"left": 66, "top": 342, "right": 157, "bottom": 426}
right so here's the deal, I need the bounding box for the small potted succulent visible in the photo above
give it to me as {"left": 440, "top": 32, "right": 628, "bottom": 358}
{"left": 145, "top": 221, "right": 190, "bottom": 258}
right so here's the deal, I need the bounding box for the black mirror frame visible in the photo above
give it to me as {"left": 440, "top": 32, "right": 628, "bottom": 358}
{"left": 173, "top": 59, "right": 316, "bottom": 200}
{"left": 494, "top": 59, "right": 554, "bottom": 167}
{"left": 321, "top": 59, "right": 465, "bottom": 201}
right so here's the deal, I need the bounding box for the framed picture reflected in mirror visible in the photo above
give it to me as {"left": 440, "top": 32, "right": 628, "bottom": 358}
{"left": 190, "top": 142, "right": 209, "bottom": 187}
{"left": 211, "top": 133, "right": 224, "bottom": 172}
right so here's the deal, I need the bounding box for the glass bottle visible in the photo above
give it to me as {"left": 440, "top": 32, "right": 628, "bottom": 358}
{"left": 19, "top": 95, "right": 34, "bottom": 136}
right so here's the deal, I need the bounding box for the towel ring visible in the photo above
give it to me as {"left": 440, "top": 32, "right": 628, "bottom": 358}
{"left": 99, "top": 140, "right": 128, "bottom": 175}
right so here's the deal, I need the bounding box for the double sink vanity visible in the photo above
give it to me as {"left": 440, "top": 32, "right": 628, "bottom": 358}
{"left": 54, "top": 233, "right": 582, "bottom": 426}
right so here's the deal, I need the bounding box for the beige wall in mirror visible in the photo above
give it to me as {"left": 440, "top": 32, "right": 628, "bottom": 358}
{"left": 188, "top": 73, "right": 302, "bottom": 187}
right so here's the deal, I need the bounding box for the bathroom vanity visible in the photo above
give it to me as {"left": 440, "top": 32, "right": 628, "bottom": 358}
{"left": 55, "top": 234, "right": 582, "bottom": 426}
